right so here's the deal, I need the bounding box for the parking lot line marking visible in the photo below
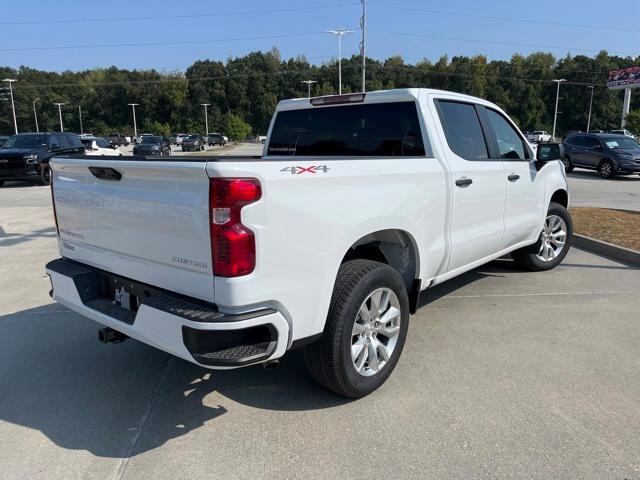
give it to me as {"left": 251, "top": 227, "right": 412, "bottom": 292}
{"left": 444, "top": 290, "right": 640, "bottom": 299}
{"left": 114, "top": 356, "right": 172, "bottom": 480}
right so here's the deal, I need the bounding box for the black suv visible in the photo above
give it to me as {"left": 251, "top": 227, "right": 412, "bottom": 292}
{"left": 562, "top": 133, "right": 640, "bottom": 178}
{"left": 107, "top": 133, "right": 129, "bottom": 147}
{"left": 132, "top": 135, "right": 171, "bottom": 156}
{"left": 0, "top": 132, "right": 85, "bottom": 186}
{"left": 207, "top": 133, "right": 226, "bottom": 146}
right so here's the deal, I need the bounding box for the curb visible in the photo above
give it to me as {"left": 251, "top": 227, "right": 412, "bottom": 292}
{"left": 573, "top": 234, "right": 640, "bottom": 267}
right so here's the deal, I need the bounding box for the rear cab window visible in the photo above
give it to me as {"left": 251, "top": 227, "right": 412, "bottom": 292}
{"left": 435, "top": 100, "right": 488, "bottom": 160}
{"left": 267, "top": 101, "right": 427, "bottom": 157}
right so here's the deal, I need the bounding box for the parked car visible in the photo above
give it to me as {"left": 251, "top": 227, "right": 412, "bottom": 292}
{"left": 107, "top": 133, "right": 129, "bottom": 147}
{"left": 182, "top": 134, "right": 206, "bottom": 151}
{"left": 527, "top": 130, "right": 552, "bottom": 143}
{"left": 46, "top": 89, "right": 570, "bottom": 398}
{"left": 132, "top": 135, "right": 171, "bottom": 156}
{"left": 81, "top": 136, "right": 123, "bottom": 156}
{"left": 0, "top": 132, "right": 84, "bottom": 186}
{"left": 609, "top": 129, "right": 635, "bottom": 138}
{"left": 257, "top": 135, "right": 267, "bottom": 144}
{"left": 562, "top": 133, "right": 640, "bottom": 178}
{"left": 172, "top": 133, "right": 188, "bottom": 145}
{"left": 207, "top": 133, "right": 226, "bottom": 146}
{"left": 0, "top": 135, "right": 9, "bottom": 147}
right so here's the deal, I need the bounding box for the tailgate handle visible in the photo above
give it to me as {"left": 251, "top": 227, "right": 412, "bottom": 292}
{"left": 89, "top": 166, "right": 122, "bottom": 181}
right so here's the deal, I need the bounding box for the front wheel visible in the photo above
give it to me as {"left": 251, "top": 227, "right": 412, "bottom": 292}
{"left": 304, "top": 260, "right": 409, "bottom": 398}
{"left": 511, "top": 202, "right": 573, "bottom": 271}
{"left": 37, "top": 163, "right": 51, "bottom": 186}
{"left": 562, "top": 156, "right": 574, "bottom": 173}
{"left": 599, "top": 160, "right": 615, "bottom": 179}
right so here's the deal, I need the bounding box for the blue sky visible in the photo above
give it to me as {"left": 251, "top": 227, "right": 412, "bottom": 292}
{"left": 1, "top": 0, "right": 638, "bottom": 72}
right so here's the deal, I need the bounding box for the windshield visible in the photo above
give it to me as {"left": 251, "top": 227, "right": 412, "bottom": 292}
{"left": 140, "top": 136, "right": 160, "bottom": 144}
{"left": 605, "top": 137, "right": 639, "bottom": 149}
{"left": 2, "top": 134, "right": 48, "bottom": 149}
{"left": 187, "top": 135, "right": 199, "bottom": 140}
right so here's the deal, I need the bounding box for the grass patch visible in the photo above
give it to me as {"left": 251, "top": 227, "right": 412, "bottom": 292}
{"left": 570, "top": 207, "right": 640, "bottom": 251}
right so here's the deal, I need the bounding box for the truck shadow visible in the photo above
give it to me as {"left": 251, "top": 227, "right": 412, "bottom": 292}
{"left": 0, "top": 303, "right": 346, "bottom": 459}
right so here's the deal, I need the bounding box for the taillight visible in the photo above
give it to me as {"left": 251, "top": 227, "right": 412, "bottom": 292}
{"left": 209, "top": 178, "right": 261, "bottom": 277}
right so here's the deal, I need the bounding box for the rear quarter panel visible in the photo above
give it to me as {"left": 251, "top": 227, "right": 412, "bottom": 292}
{"left": 207, "top": 156, "right": 448, "bottom": 343}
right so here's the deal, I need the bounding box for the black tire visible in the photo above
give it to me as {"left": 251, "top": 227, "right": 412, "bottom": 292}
{"left": 511, "top": 201, "right": 573, "bottom": 271}
{"left": 598, "top": 160, "right": 615, "bottom": 179}
{"left": 562, "top": 156, "right": 574, "bottom": 173}
{"left": 37, "top": 163, "right": 51, "bottom": 186}
{"left": 304, "top": 260, "right": 410, "bottom": 398}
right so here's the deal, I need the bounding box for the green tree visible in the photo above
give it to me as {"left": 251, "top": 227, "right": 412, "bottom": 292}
{"left": 623, "top": 110, "right": 640, "bottom": 136}
{"left": 224, "top": 113, "right": 252, "bottom": 142}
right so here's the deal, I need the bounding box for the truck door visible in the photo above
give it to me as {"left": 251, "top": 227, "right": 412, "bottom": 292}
{"left": 433, "top": 99, "right": 507, "bottom": 272}
{"left": 480, "top": 106, "right": 546, "bottom": 248}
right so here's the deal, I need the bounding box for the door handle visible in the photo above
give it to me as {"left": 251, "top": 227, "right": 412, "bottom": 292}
{"left": 455, "top": 177, "right": 473, "bottom": 187}
{"left": 507, "top": 174, "right": 520, "bottom": 182}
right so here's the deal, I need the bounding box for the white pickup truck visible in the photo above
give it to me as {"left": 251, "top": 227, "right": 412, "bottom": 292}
{"left": 46, "top": 89, "right": 572, "bottom": 398}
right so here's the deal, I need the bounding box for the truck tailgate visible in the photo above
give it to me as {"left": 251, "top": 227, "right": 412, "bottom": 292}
{"left": 51, "top": 157, "right": 214, "bottom": 301}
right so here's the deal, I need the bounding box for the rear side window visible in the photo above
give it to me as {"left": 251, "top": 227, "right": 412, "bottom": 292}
{"left": 484, "top": 108, "right": 528, "bottom": 160}
{"left": 436, "top": 101, "right": 488, "bottom": 160}
{"left": 267, "top": 102, "right": 426, "bottom": 157}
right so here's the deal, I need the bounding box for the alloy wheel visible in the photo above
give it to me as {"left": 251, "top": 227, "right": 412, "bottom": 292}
{"left": 351, "top": 287, "right": 402, "bottom": 377}
{"left": 536, "top": 214, "right": 567, "bottom": 262}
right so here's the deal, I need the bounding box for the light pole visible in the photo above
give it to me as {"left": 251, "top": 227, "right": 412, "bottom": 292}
{"left": 32, "top": 98, "right": 40, "bottom": 133}
{"left": 586, "top": 86, "right": 594, "bottom": 133}
{"left": 201, "top": 103, "right": 210, "bottom": 136}
{"left": 78, "top": 104, "right": 83, "bottom": 135}
{"left": 326, "top": 29, "right": 353, "bottom": 94}
{"left": 128, "top": 103, "right": 139, "bottom": 140}
{"left": 53, "top": 102, "right": 66, "bottom": 132}
{"left": 551, "top": 79, "right": 566, "bottom": 140}
{"left": 301, "top": 80, "right": 317, "bottom": 98}
{"left": 3, "top": 79, "right": 18, "bottom": 134}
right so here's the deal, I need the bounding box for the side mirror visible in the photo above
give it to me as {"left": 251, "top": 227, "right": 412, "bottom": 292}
{"left": 536, "top": 142, "right": 564, "bottom": 162}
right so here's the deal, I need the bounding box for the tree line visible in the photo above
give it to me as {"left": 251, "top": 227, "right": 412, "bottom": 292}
{"left": 1, "top": 48, "right": 639, "bottom": 138}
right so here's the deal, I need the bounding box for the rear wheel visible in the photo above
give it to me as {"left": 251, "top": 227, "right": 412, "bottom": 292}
{"left": 599, "top": 160, "right": 614, "bottom": 179}
{"left": 304, "top": 260, "right": 409, "bottom": 398}
{"left": 511, "top": 202, "right": 573, "bottom": 271}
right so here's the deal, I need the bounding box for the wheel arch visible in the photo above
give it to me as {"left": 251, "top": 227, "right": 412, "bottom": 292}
{"left": 341, "top": 229, "right": 421, "bottom": 313}
{"left": 550, "top": 189, "right": 568, "bottom": 208}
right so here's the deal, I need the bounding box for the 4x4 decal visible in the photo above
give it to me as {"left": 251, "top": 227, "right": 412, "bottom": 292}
{"left": 280, "top": 165, "right": 330, "bottom": 175}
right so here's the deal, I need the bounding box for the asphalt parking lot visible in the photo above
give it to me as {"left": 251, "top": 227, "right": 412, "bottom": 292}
{"left": 1, "top": 161, "right": 639, "bottom": 479}
{"left": 567, "top": 169, "right": 640, "bottom": 211}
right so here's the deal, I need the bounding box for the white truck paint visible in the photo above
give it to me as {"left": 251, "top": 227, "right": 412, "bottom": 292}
{"left": 46, "top": 88, "right": 570, "bottom": 397}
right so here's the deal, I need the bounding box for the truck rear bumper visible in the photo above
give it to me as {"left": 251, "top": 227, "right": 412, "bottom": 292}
{"left": 45, "top": 258, "right": 289, "bottom": 369}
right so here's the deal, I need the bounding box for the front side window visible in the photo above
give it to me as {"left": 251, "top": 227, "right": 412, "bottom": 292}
{"left": 485, "top": 108, "right": 528, "bottom": 160}
{"left": 437, "top": 100, "right": 488, "bottom": 160}
{"left": 267, "top": 101, "right": 426, "bottom": 157}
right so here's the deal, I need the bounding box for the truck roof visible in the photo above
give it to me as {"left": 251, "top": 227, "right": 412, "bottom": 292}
{"left": 276, "top": 88, "right": 498, "bottom": 112}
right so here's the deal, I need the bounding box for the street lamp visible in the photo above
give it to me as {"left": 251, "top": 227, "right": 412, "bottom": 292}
{"left": 551, "top": 79, "right": 566, "bottom": 140}
{"left": 326, "top": 29, "right": 354, "bottom": 95}
{"left": 3, "top": 79, "right": 18, "bottom": 134}
{"left": 32, "top": 98, "right": 40, "bottom": 133}
{"left": 78, "top": 104, "right": 83, "bottom": 135}
{"left": 53, "top": 102, "right": 66, "bottom": 132}
{"left": 586, "top": 86, "right": 594, "bottom": 133}
{"left": 201, "top": 103, "right": 210, "bottom": 136}
{"left": 128, "top": 103, "right": 139, "bottom": 140}
{"left": 301, "top": 80, "right": 317, "bottom": 98}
